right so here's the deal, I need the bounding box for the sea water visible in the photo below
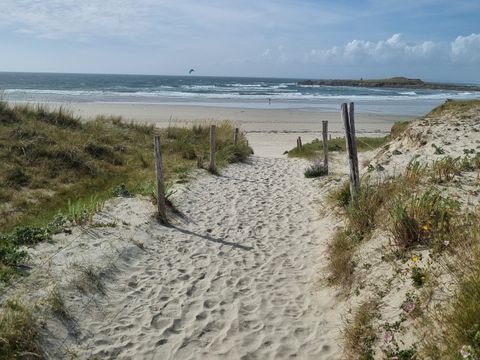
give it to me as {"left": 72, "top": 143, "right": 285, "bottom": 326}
{"left": 1, "top": 72, "right": 479, "bottom": 116}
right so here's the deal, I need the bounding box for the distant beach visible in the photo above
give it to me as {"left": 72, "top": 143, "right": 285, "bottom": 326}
{"left": 60, "top": 102, "right": 411, "bottom": 157}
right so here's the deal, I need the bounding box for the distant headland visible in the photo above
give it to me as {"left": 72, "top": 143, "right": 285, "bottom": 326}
{"left": 297, "top": 76, "right": 480, "bottom": 92}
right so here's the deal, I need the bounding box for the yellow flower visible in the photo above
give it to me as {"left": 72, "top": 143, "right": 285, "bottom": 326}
{"left": 422, "top": 224, "right": 430, "bottom": 231}
{"left": 412, "top": 256, "right": 418, "bottom": 263}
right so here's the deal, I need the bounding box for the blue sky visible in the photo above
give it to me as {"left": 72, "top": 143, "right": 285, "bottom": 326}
{"left": 0, "top": 0, "right": 479, "bottom": 82}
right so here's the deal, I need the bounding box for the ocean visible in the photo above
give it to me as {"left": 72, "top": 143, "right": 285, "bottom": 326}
{"left": 1, "top": 72, "right": 479, "bottom": 116}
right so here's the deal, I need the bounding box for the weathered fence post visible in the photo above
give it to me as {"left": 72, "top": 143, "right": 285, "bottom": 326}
{"left": 341, "top": 102, "right": 360, "bottom": 200}
{"left": 154, "top": 135, "right": 167, "bottom": 224}
{"left": 297, "top": 136, "right": 303, "bottom": 151}
{"left": 234, "top": 127, "right": 239, "bottom": 146}
{"left": 322, "top": 120, "right": 329, "bottom": 174}
{"left": 209, "top": 125, "right": 216, "bottom": 173}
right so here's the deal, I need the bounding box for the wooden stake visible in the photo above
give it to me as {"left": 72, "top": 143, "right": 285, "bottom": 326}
{"left": 209, "top": 125, "right": 216, "bottom": 173}
{"left": 154, "top": 135, "right": 167, "bottom": 224}
{"left": 349, "top": 102, "right": 359, "bottom": 184}
{"left": 298, "top": 136, "right": 303, "bottom": 151}
{"left": 341, "top": 103, "right": 360, "bottom": 200}
{"left": 234, "top": 127, "right": 239, "bottom": 146}
{"left": 322, "top": 120, "right": 329, "bottom": 174}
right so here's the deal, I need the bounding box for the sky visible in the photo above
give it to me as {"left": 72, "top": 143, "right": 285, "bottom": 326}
{"left": 0, "top": 0, "right": 479, "bottom": 82}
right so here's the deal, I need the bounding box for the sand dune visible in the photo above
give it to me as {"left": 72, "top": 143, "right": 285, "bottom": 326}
{"left": 24, "top": 156, "right": 345, "bottom": 359}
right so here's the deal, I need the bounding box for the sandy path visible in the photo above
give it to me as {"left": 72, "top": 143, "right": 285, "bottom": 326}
{"left": 38, "top": 156, "right": 343, "bottom": 359}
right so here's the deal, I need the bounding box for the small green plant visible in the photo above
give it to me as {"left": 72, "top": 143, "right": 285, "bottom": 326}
{"left": 432, "top": 143, "right": 445, "bottom": 155}
{"left": 112, "top": 184, "right": 131, "bottom": 197}
{"left": 411, "top": 266, "right": 426, "bottom": 287}
{"left": 67, "top": 196, "right": 105, "bottom": 225}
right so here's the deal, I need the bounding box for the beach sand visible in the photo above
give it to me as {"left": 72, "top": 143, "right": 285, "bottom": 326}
{"left": 61, "top": 103, "right": 411, "bottom": 157}
{"left": 24, "top": 155, "right": 352, "bottom": 359}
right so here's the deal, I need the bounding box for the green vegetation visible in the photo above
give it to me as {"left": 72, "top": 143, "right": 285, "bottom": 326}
{"left": 288, "top": 120, "right": 411, "bottom": 160}
{"left": 427, "top": 98, "right": 480, "bottom": 117}
{"left": 390, "top": 189, "right": 460, "bottom": 250}
{"left": 0, "top": 102, "right": 251, "bottom": 232}
{"left": 288, "top": 136, "right": 389, "bottom": 159}
{"left": 422, "top": 240, "right": 480, "bottom": 359}
{"left": 327, "top": 229, "right": 359, "bottom": 287}
{"left": 0, "top": 299, "right": 42, "bottom": 359}
{"left": 0, "top": 101, "right": 252, "bottom": 284}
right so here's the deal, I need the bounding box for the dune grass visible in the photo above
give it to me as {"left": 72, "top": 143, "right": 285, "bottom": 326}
{"left": 0, "top": 298, "right": 42, "bottom": 359}
{"left": 344, "top": 299, "right": 380, "bottom": 359}
{"left": 288, "top": 120, "right": 411, "bottom": 160}
{"left": 0, "top": 101, "right": 252, "bottom": 283}
{"left": 288, "top": 136, "right": 389, "bottom": 159}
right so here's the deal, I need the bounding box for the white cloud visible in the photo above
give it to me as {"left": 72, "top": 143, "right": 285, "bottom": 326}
{"left": 305, "top": 33, "right": 480, "bottom": 65}
{"left": 451, "top": 33, "right": 480, "bottom": 63}
{"left": 317, "top": 34, "right": 442, "bottom": 63}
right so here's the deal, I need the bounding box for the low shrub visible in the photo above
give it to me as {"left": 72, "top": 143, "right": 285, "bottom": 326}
{"left": 304, "top": 160, "right": 328, "bottom": 178}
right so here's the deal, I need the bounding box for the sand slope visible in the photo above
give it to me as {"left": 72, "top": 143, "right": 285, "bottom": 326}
{"left": 23, "top": 156, "right": 344, "bottom": 359}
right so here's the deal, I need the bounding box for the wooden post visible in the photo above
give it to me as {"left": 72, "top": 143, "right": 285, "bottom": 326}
{"left": 209, "top": 125, "right": 216, "bottom": 173}
{"left": 233, "top": 127, "right": 239, "bottom": 146}
{"left": 322, "top": 120, "right": 329, "bottom": 174}
{"left": 341, "top": 103, "right": 360, "bottom": 200}
{"left": 349, "top": 102, "right": 359, "bottom": 183}
{"left": 154, "top": 135, "right": 167, "bottom": 224}
{"left": 298, "top": 136, "right": 303, "bottom": 151}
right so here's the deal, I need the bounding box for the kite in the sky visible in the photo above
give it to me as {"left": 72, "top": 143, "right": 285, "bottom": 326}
{"left": 189, "top": 69, "right": 195, "bottom": 74}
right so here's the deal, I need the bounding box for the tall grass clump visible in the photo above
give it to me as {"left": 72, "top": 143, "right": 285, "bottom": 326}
{"left": 430, "top": 156, "right": 461, "bottom": 183}
{"left": 304, "top": 160, "right": 328, "bottom": 178}
{"left": 345, "top": 180, "right": 395, "bottom": 237}
{"left": 0, "top": 299, "right": 42, "bottom": 359}
{"left": 344, "top": 299, "right": 380, "bottom": 359}
{"left": 327, "top": 229, "right": 361, "bottom": 287}
{"left": 389, "top": 189, "right": 459, "bottom": 250}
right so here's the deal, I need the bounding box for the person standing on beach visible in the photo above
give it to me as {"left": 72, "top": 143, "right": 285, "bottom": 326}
{"left": 268, "top": 98, "right": 271, "bottom": 105}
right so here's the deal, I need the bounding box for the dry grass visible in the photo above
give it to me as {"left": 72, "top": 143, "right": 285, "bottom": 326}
{"left": 0, "top": 298, "right": 42, "bottom": 359}
{"left": 344, "top": 299, "right": 380, "bottom": 360}
{"left": 326, "top": 229, "right": 360, "bottom": 287}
